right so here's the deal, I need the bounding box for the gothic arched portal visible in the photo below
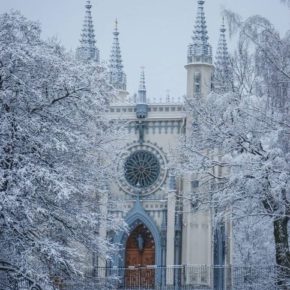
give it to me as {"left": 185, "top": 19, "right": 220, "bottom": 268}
{"left": 125, "top": 224, "right": 155, "bottom": 267}
{"left": 113, "top": 199, "right": 162, "bottom": 286}
{"left": 125, "top": 224, "right": 155, "bottom": 288}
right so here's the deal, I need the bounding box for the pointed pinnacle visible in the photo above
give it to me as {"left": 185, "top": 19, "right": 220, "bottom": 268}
{"left": 139, "top": 67, "right": 146, "bottom": 91}
{"left": 108, "top": 19, "right": 126, "bottom": 90}
{"left": 113, "top": 18, "right": 119, "bottom": 37}
{"left": 221, "top": 17, "right": 226, "bottom": 33}
{"left": 214, "top": 18, "right": 232, "bottom": 93}
{"left": 188, "top": 0, "right": 212, "bottom": 64}
{"left": 76, "top": 0, "right": 100, "bottom": 62}
{"left": 137, "top": 66, "right": 147, "bottom": 104}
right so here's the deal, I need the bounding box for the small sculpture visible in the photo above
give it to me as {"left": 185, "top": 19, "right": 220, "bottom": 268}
{"left": 136, "top": 233, "right": 145, "bottom": 252}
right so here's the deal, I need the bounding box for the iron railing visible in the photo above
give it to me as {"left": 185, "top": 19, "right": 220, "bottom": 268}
{"left": 61, "top": 265, "right": 281, "bottom": 290}
{"left": 1, "top": 264, "right": 286, "bottom": 290}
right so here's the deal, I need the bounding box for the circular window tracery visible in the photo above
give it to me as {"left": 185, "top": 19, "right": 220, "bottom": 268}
{"left": 117, "top": 143, "right": 167, "bottom": 196}
{"left": 124, "top": 150, "right": 160, "bottom": 188}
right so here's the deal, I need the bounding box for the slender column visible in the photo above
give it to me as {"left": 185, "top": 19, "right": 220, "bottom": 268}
{"left": 166, "top": 175, "right": 177, "bottom": 285}
{"left": 161, "top": 209, "right": 167, "bottom": 286}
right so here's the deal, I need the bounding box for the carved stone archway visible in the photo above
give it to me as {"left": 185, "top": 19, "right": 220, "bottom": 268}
{"left": 113, "top": 198, "right": 162, "bottom": 285}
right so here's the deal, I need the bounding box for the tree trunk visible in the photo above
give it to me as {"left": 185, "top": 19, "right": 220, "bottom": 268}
{"left": 273, "top": 217, "right": 290, "bottom": 289}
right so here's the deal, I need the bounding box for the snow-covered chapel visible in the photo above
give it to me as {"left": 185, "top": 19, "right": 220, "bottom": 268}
{"left": 76, "top": 0, "right": 232, "bottom": 288}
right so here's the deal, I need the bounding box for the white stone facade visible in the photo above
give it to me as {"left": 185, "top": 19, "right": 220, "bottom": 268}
{"left": 76, "top": 1, "right": 232, "bottom": 288}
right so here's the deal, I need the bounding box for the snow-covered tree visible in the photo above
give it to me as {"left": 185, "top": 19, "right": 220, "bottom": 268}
{"left": 181, "top": 92, "right": 289, "bottom": 287}
{"left": 180, "top": 12, "right": 290, "bottom": 289}
{"left": 0, "top": 11, "right": 124, "bottom": 289}
{"left": 225, "top": 10, "right": 290, "bottom": 113}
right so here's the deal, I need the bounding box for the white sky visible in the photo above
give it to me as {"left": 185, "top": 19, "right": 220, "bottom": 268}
{"left": 1, "top": 0, "right": 289, "bottom": 100}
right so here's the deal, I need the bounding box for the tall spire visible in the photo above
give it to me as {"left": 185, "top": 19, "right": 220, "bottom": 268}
{"left": 214, "top": 18, "right": 233, "bottom": 93}
{"left": 187, "top": 0, "right": 212, "bottom": 64}
{"left": 76, "top": 0, "right": 100, "bottom": 63}
{"left": 135, "top": 67, "right": 148, "bottom": 119}
{"left": 109, "top": 19, "right": 127, "bottom": 90}
{"left": 137, "top": 67, "right": 147, "bottom": 104}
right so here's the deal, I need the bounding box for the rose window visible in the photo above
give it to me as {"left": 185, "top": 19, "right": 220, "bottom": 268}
{"left": 124, "top": 150, "right": 160, "bottom": 188}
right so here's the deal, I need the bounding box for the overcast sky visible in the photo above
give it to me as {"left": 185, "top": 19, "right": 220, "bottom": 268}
{"left": 1, "top": 0, "right": 289, "bottom": 100}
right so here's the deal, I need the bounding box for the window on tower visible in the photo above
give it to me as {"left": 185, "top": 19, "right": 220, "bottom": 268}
{"left": 194, "top": 72, "right": 201, "bottom": 95}
{"left": 211, "top": 73, "right": 215, "bottom": 91}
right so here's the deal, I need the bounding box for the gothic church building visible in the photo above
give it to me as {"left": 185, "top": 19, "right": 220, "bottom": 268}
{"left": 76, "top": 0, "right": 232, "bottom": 288}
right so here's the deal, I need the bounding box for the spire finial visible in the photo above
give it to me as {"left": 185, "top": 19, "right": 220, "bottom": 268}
{"left": 108, "top": 19, "right": 127, "bottom": 91}
{"left": 137, "top": 67, "right": 147, "bottom": 104}
{"left": 76, "top": 0, "right": 100, "bottom": 63}
{"left": 214, "top": 19, "right": 233, "bottom": 93}
{"left": 85, "top": 0, "right": 92, "bottom": 9}
{"left": 139, "top": 66, "right": 146, "bottom": 91}
{"left": 135, "top": 67, "right": 148, "bottom": 118}
{"left": 187, "top": 0, "right": 212, "bottom": 64}
{"left": 221, "top": 17, "right": 226, "bottom": 33}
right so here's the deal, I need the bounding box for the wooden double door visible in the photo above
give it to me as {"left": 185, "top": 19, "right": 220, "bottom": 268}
{"left": 125, "top": 224, "right": 155, "bottom": 288}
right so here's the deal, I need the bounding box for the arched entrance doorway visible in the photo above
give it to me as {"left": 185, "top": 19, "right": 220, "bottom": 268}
{"left": 125, "top": 224, "right": 155, "bottom": 288}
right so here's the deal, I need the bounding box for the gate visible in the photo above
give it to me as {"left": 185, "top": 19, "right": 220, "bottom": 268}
{"left": 125, "top": 266, "right": 155, "bottom": 288}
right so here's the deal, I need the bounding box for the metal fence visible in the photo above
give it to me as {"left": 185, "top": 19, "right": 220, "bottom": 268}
{"left": 60, "top": 265, "right": 281, "bottom": 290}
{"left": 1, "top": 265, "right": 286, "bottom": 290}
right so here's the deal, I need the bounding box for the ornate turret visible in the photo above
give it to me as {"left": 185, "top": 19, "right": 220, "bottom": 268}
{"left": 187, "top": 0, "right": 212, "bottom": 64}
{"left": 109, "top": 19, "right": 127, "bottom": 91}
{"left": 214, "top": 19, "right": 233, "bottom": 93}
{"left": 185, "top": 0, "right": 214, "bottom": 98}
{"left": 136, "top": 67, "right": 148, "bottom": 118}
{"left": 76, "top": 0, "right": 100, "bottom": 63}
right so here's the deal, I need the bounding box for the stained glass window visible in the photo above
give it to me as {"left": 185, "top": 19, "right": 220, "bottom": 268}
{"left": 124, "top": 150, "right": 160, "bottom": 188}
